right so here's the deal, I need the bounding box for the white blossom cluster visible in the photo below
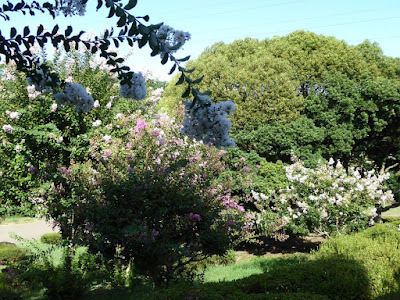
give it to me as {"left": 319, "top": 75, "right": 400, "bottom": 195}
{"left": 276, "top": 157, "right": 395, "bottom": 228}
{"left": 27, "top": 85, "right": 42, "bottom": 99}
{"left": 57, "top": 0, "right": 87, "bottom": 16}
{"left": 54, "top": 82, "right": 94, "bottom": 112}
{"left": 6, "top": 111, "right": 19, "bottom": 119}
{"left": 181, "top": 96, "right": 235, "bottom": 148}
{"left": 156, "top": 25, "right": 191, "bottom": 54}
{"left": 284, "top": 158, "right": 394, "bottom": 207}
{"left": 119, "top": 72, "right": 147, "bottom": 100}
{"left": 2, "top": 124, "right": 13, "bottom": 133}
{"left": 252, "top": 156, "right": 396, "bottom": 236}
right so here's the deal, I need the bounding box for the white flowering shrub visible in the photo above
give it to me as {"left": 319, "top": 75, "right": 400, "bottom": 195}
{"left": 252, "top": 156, "right": 395, "bottom": 237}
{"left": 0, "top": 50, "right": 157, "bottom": 216}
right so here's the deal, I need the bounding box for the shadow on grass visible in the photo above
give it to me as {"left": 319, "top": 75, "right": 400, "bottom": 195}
{"left": 82, "top": 256, "right": 372, "bottom": 300}
{"left": 235, "top": 235, "right": 324, "bottom": 256}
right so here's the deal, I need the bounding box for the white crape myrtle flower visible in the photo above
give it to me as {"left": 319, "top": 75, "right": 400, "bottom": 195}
{"left": 115, "top": 113, "right": 124, "bottom": 119}
{"left": 106, "top": 101, "right": 112, "bottom": 109}
{"left": 27, "top": 85, "right": 41, "bottom": 99}
{"left": 15, "top": 145, "right": 22, "bottom": 153}
{"left": 92, "top": 120, "right": 102, "bottom": 127}
{"left": 2, "top": 124, "right": 13, "bottom": 133}
{"left": 9, "top": 111, "right": 19, "bottom": 119}
{"left": 58, "top": 0, "right": 87, "bottom": 16}
{"left": 181, "top": 96, "right": 235, "bottom": 148}
{"left": 103, "top": 135, "right": 111, "bottom": 143}
{"left": 54, "top": 82, "right": 94, "bottom": 112}
{"left": 156, "top": 25, "right": 191, "bottom": 55}
{"left": 93, "top": 100, "right": 100, "bottom": 108}
{"left": 119, "top": 72, "right": 147, "bottom": 100}
{"left": 51, "top": 103, "right": 58, "bottom": 112}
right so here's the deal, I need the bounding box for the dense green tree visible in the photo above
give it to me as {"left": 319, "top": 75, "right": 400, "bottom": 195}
{"left": 160, "top": 38, "right": 303, "bottom": 131}
{"left": 266, "top": 31, "right": 400, "bottom": 97}
{"left": 234, "top": 116, "right": 325, "bottom": 167}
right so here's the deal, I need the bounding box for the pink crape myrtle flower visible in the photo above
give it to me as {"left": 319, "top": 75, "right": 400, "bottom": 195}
{"left": 189, "top": 213, "right": 201, "bottom": 222}
{"left": 135, "top": 118, "right": 147, "bottom": 135}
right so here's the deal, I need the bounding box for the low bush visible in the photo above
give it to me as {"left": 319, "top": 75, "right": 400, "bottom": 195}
{"left": 0, "top": 243, "right": 27, "bottom": 264}
{"left": 40, "top": 233, "right": 62, "bottom": 245}
{"left": 315, "top": 224, "right": 400, "bottom": 298}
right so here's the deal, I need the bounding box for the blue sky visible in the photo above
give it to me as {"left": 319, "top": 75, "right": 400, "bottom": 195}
{"left": 3, "top": 0, "right": 400, "bottom": 81}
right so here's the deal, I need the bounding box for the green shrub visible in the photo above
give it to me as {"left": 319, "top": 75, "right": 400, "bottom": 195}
{"left": 253, "top": 160, "right": 289, "bottom": 195}
{"left": 40, "top": 233, "right": 62, "bottom": 245}
{"left": 0, "top": 290, "right": 22, "bottom": 300}
{"left": 0, "top": 243, "right": 27, "bottom": 263}
{"left": 234, "top": 258, "right": 370, "bottom": 300}
{"left": 314, "top": 224, "right": 400, "bottom": 298}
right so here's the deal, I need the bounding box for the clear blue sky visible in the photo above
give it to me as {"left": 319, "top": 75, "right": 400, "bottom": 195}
{"left": 3, "top": 0, "right": 400, "bottom": 81}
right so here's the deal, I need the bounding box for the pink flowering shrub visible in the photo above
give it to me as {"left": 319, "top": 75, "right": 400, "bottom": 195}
{"left": 43, "top": 111, "right": 249, "bottom": 286}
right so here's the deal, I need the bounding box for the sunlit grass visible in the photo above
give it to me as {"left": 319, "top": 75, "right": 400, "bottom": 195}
{"left": 203, "top": 254, "right": 309, "bottom": 283}
{"left": 382, "top": 206, "right": 400, "bottom": 222}
{"left": 0, "top": 215, "right": 39, "bottom": 225}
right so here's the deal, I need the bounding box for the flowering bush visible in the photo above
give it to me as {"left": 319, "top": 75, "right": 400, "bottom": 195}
{"left": 252, "top": 155, "right": 395, "bottom": 238}
{"left": 0, "top": 50, "right": 153, "bottom": 216}
{"left": 41, "top": 109, "right": 248, "bottom": 286}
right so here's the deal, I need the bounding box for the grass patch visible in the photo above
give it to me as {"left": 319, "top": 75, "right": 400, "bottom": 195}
{"left": 203, "top": 254, "right": 308, "bottom": 283}
{"left": 382, "top": 206, "right": 400, "bottom": 222}
{"left": 0, "top": 216, "right": 39, "bottom": 225}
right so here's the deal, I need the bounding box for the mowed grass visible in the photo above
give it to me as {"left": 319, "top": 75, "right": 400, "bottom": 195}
{"left": 0, "top": 215, "right": 39, "bottom": 225}
{"left": 382, "top": 206, "right": 400, "bottom": 222}
{"left": 203, "top": 253, "right": 309, "bottom": 283}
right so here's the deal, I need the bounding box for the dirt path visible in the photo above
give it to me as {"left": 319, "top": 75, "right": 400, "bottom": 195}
{"left": 0, "top": 219, "right": 59, "bottom": 244}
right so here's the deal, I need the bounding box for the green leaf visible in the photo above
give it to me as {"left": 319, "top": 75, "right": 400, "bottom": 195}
{"left": 10, "top": 27, "right": 16, "bottom": 38}
{"left": 138, "top": 24, "right": 150, "bottom": 35}
{"left": 64, "top": 40, "right": 70, "bottom": 51}
{"left": 138, "top": 35, "right": 147, "bottom": 48}
{"left": 52, "top": 25, "right": 59, "bottom": 35}
{"left": 143, "top": 15, "right": 150, "bottom": 22}
{"left": 176, "top": 73, "right": 185, "bottom": 85}
{"left": 107, "top": 6, "right": 115, "bottom": 18}
{"left": 169, "top": 64, "right": 176, "bottom": 75}
{"left": 96, "top": 0, "right": 102, "bottom": 10}
{"left": 65, "top": 26, "right": 72, "bottom": 37}
{"left": 124, "top": 0, "right": 137, "bottom": 10}
{"left": 161, "top": 53, "right": 168, "bottom": 65}
{"left": 117, "top": 14, "right": 126, "bottom": 27}
{"left": 182, "top": 86, "right": 191, "bottom": 98}
{"left": 128, "top": 22, "right": 137, "bottom": 36}
{"left": 23, "top": 26, "right": 29, "bottom": 36}
{"left": 192, "top": 75, "right": 204, "bottom": 84}
{"left": 37, "top": 25, "right": 44, "bottom": 35}
{"left": 177, "top": 55, "right": 190, "bottom": 62}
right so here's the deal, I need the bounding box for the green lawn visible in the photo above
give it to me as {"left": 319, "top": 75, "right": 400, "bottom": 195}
{"left": 382, "top": 206, "right": 400, "bottom": 222}
{"left": 0, "top": 215, "right": 39, "bottom": 225}
{"left": 203, "top": 254, "right": 308, "bottom": 283}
